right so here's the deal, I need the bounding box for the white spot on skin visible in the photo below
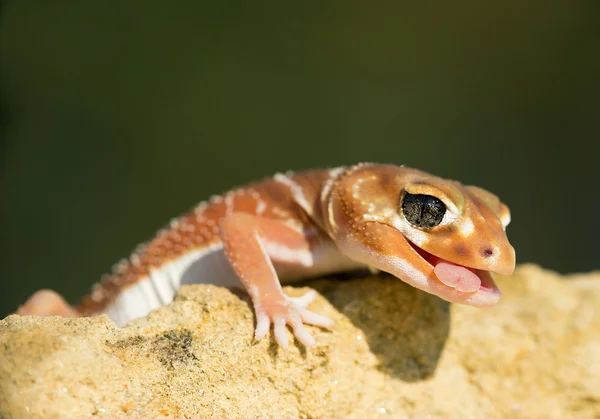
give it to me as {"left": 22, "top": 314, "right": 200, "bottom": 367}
{"left": 273, "top": 172, "right": 294, "bottom": 187}
{"left": 272, "top": 207, "right": 290, "bottom": 218}
{"left": 328, "top": 166, "right": 345, "bottom": 179}
{"left": 113, "top": 259, "right": 129, "bottom": 274}
{"left": 459, "top": 219, "right": 475, "bottom": 236}
{"left": 90, "top": 283, "right": 104, "bottom": 302}
{"left": 225, "top": 192, "right": 234, "bottom": 214}
{"left": 256, "top": 199, "right": 267, "bottom": 215}
{"left": 351, "top": 177, "right": 365, "bottom": 199}
{"left": 500, "top": 212, "right": 511, "bottom": 229}
{"left": 194, "top": 202, "right": 208, "bottom": 214}
{"left": 130, "top": 254, "right": 141, "bottom": 267}
{"left": 210, "top": 195, "right": 223, "bottom": 204}
{"left": 249, "top": 189, "right": 260, "bottom": 200}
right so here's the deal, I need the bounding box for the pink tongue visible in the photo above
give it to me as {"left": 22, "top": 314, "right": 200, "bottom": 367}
{"left": 434, "top": 262, "right": 481, "bottom": 293}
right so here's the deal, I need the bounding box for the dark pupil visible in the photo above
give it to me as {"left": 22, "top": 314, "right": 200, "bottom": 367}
{"left": 401, "top": 193, "right": 446, "bottom": 228}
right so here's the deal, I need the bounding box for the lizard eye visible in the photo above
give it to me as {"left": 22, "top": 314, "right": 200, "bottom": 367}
{"left": 401, "top": 193, "right": 446, "bottom": 228}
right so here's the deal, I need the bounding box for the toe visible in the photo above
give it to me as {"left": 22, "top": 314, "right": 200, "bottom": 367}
{"left": 289, "top": 289, "right": 317, "bottom": 308}
{"left": 273, "top": 317, "right": 289, "bottom": 348}
{"left": 17, "top": 289, "right": 79, "bottom": 317}
{"left": 299, "top": 309, "right": 334, "bottom": 328}
{"left": 289, "top": 317, "right": 316, "bottom": 347}
{"left": 254, "top": 312, "right": 270, "bottom": 341}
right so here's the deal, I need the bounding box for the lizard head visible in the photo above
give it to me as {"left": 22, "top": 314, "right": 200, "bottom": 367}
{"left": 322, "top": 163, "right": 516, "bottom": 306}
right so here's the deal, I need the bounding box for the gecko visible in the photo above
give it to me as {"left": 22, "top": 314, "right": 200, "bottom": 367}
{"left": 17, "top": 163, "right": 516, "bottom": 348}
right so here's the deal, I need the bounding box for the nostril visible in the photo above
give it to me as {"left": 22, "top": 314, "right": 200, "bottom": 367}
{"left": 482, "top": 248, "right": 494, "bottom": 258}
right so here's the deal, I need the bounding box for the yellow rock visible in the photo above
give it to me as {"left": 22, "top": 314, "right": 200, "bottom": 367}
{"left": 1, "top": 264, "right": 599, "bottom": 418}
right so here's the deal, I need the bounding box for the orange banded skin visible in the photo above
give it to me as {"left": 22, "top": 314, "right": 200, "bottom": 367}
{"left": 18, "top": 163, "right": 515, "bottom": 348}
{"left": 76, "top": 171, "right": 331, "bottom": 316}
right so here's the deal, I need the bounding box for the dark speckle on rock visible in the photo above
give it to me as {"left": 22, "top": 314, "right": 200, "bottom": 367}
{"left": 152, "top": 329, "right": 196, "bottom": 370}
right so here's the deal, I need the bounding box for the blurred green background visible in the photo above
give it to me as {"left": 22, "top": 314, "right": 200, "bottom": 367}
{"left": 1, "top": 2, "right": 599, "bottom": 317}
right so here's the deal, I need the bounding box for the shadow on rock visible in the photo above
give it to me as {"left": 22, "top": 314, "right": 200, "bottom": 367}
{"left": 309, "top": 273, "right": 450, "bottom": 382}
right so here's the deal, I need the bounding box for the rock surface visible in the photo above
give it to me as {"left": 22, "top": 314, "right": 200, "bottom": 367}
{"left": 1, "top": 264, "right": 599, "bottom": 418}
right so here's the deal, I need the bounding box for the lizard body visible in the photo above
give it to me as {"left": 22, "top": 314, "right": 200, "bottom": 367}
{"left": 18, "top": 163, "right": 515, "bottom": 347}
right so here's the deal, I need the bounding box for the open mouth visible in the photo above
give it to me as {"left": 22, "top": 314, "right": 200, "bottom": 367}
{"left": 407, "top": 241, "right": 500, "bottom": 296}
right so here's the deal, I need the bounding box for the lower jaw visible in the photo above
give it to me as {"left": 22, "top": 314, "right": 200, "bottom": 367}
{"left": 474, "top": 269, "right": 499, "bottom": 294}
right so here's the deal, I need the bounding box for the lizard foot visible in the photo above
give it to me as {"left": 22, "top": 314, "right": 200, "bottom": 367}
{"left": 17, "top": 289, "right": 79, "bottom": 317}
{"left": 253, "top": 290, "right": 334, "bottom": 348}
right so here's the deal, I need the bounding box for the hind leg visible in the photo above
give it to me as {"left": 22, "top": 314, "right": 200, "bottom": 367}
{"left": 17, "top": 289, "right": 80, "bottom": 317}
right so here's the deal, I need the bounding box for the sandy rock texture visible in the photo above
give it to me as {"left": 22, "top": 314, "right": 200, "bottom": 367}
{"left": 1, "top": 264, "right": 599, "bottom": 418}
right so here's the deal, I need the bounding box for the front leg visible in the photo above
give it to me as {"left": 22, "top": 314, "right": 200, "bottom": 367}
{"left": 219, "top": 213, "right": 333, "bottom": 347}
